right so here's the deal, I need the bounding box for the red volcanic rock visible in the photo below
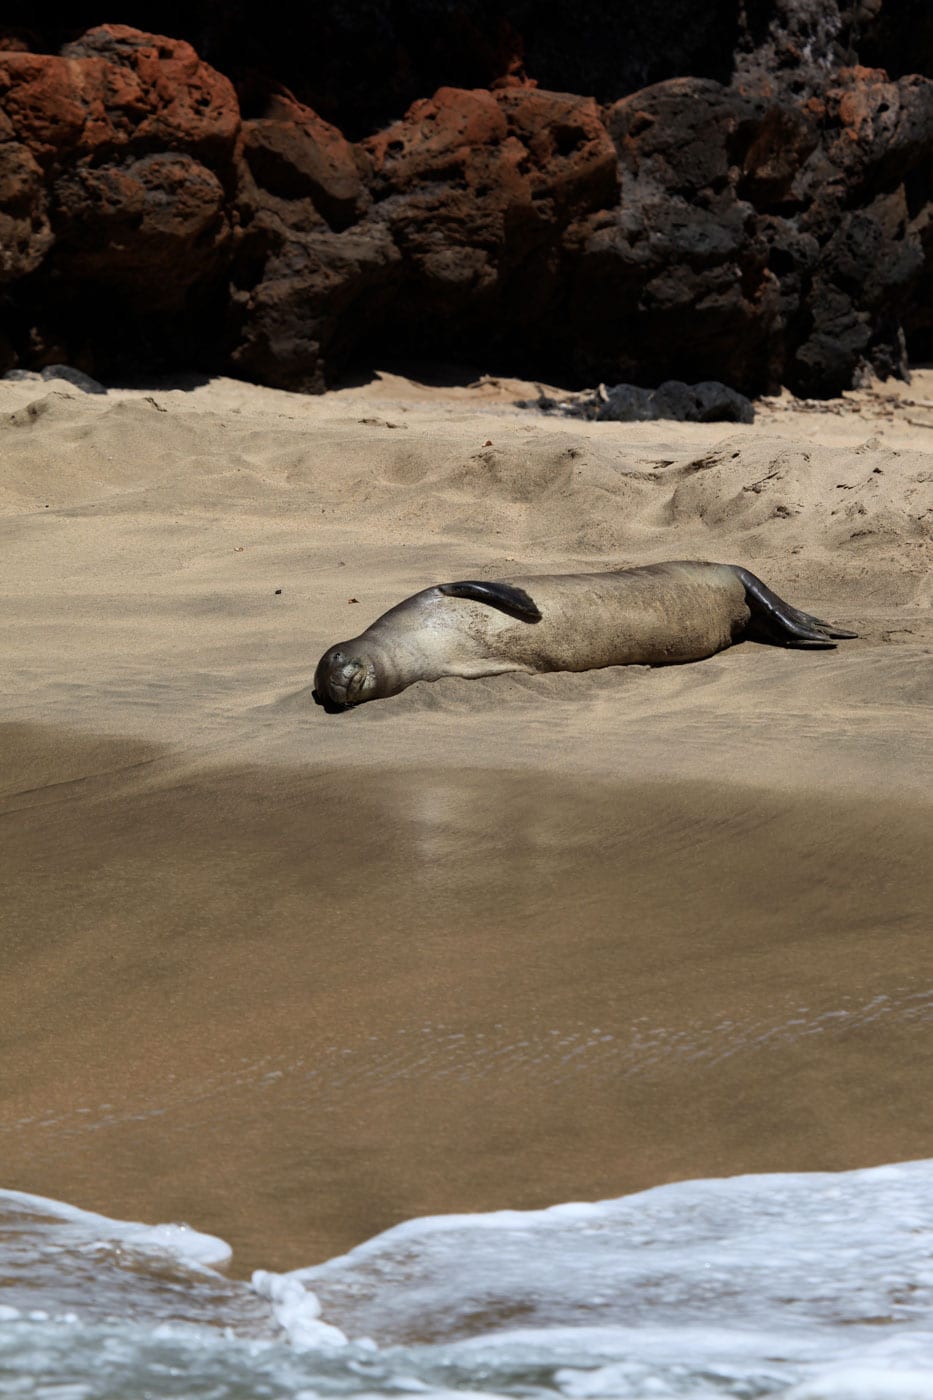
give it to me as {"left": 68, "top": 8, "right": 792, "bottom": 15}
{"left": 1, "top": 18, "right": 933, "bottom": 396}
{"left": 365, "top": 86, "right": 510, "bottom": 186}
{"left": 0, "top": 54, "right": 94, "bottom": 163}
{"left": 825, "top": 67, "right": 933, "bottom": 199}
{"left": 0, "top": 26, "right": 239, "bottom": 167}
{"left": 0, "top": 25, "right": 240, "bottom": 366}
{"left": 53, "top": 153, "right": 229, "bottom": 303}
{"left": 229, "top": 82, "right": 618, "bottom": 390}
{"left": 240, "top": 92, "right": 368, "bottom": 230}
{"left": 346, "top": 84, "right": 619, "bottom": 359}
{"left": 366, "top": 84, "right": 616, "bottom": 211}
{"left": 495, "top": 87, "right": 617, "bottom": 209}
{"left": 60, "top": 25, "right": 239, "bottom": 164}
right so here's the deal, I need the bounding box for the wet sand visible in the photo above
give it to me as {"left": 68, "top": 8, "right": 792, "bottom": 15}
{"left": 1, "top": 369, "right": 931, "bottom": 1273}
{"left": 2, "top": 723, "right": 931, "bottom": 1273}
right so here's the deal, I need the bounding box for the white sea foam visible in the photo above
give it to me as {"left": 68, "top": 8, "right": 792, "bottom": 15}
{"left": 251, "top": 1269, "right": 348, "bottom": 1349}
{"left": 2, "top": 1161, "right": 933, "bottom": 1398}
{"left": 0, "top": 1186, "right": 232, "bottom": 1268}
{"left": 292, "top": 1158, "right": 933, "bottom": 1344}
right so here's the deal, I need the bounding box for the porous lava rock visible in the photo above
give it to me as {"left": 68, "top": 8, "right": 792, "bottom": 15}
{"left": 0, "top": 10, "right": 932, "bottom": 395}
{"left": 356, "top": 85, "right": 619, "bottom": 372}
{"left": 229, "top": 92, "right": 391, "bottom": 393}
{"left": 0, "top": 24, "right": 239, "bottom": 373}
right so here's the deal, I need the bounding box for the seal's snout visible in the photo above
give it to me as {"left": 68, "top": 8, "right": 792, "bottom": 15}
{"left": 313, "top": 645, "right": 376, "bottom": 712}
{"left": 312, "top": 686, "right": 349, "bottom": 714}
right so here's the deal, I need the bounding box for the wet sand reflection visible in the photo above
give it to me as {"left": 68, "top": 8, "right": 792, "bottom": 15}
{"left": 1, "top": 724, "right": 930, "bottom": 1272}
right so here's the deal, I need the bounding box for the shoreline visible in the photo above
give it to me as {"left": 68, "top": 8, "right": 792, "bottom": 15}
{"left": 3, "top": 722, "right": 931, "bottom": 1274}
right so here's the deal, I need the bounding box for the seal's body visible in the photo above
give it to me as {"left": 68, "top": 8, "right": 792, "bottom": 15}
{"left": 313, "top": 561, "right": 856, "bottom": 711}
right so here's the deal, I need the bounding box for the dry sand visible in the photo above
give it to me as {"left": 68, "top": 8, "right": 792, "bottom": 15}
{"left": 1, "top": 368, "right": 931, "bottom": 1273}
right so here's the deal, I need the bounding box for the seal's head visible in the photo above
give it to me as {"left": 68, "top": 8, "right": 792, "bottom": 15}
{"left": 313, "top": 645, "right": 379, "bottom": 712}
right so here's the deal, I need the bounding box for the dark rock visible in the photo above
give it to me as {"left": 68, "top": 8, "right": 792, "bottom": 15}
{"left": 689, "top": 381, "right": 755, "bottom": 422}
{"left": 240, "top": 92, "right": 369, "bottom": 231}
{"left": 735, "top": 0, "right": 856, "bottom": 94}
{"left": 53, "top": 154, "right": 229, "bottom": 304}
{"left": 1, "top": 13, "right": 933, "bottom": 397}
{"left": 0, "top": 25, "right": 239, "bottom": 376}
{"left": 0, "top": 137, "right": 51, "bottom": 282}
{"left": 521, "top": 379, "right": 754, "bottom": 423}
{"left": 4, "top": 364, "right": 106, "bottom": 392}
{"left": 567, "top": 78, "right": 783, "bottom": 392}
{"left": 228, "top": 224, "right": 400, "bottom": 393}
{"left": 349, "top": 84, "right": 618, "bottom": 373}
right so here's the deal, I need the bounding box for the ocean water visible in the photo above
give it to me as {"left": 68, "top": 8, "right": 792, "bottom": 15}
{"left": 2, "top": 1161, "right": 933, "bottom": 1400}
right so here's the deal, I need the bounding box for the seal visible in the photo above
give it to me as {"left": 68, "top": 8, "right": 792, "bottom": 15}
{"left": 313, "top": 561, "right": 857, "bottom": 711}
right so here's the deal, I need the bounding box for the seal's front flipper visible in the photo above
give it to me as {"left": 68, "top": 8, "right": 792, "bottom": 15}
{"left": 731, "top": 565, "right": 858, "bottom": 648}
{"left": 439, "top": 580, "right": 543, "bottom": 623}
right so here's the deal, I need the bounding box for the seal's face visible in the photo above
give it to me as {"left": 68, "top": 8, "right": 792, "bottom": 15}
{"left": 313, "top": 647, "right": 378, "bottom": 712}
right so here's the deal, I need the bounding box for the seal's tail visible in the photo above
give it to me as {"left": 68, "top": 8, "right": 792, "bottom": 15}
{"left": 731, "top": 566, "right": 858, "bottom": 648}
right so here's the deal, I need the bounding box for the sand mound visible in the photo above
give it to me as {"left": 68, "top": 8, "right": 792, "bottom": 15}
{"left": 3, "top": 378, "right": 930, "bottom": 601}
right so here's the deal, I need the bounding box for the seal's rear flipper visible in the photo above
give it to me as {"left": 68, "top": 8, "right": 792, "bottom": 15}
{"left": 731, "top": 565, "right": 858, "bottom": 648}
{"left": 439, "top": 580, "right": 543, "bottom": 623}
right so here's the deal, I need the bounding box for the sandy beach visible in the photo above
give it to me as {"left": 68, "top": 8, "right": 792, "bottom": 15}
{"left": 1, "top": 368, "right": 931, "bottom": 1274}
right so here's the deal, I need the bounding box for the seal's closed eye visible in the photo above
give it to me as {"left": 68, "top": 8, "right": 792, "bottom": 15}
{"left": 438, "top": 580, "right": 542, "bottom": 622}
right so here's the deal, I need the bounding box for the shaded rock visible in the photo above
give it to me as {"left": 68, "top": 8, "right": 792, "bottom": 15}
{"left": 228, "top": 90, "right": 392, "bottom": 391}
{"left": 737, "top": 103, "right": 822, "bottom": 207}
{"left": 226, "top": 79, "right": 620, "bottom": 389}
{"left": 566, "top": 62, "right": 933, "bottom": 396}
{"left": 4, "top": 364, "right": 106, "bottom": 392}
{"left": 240, "top": 92, "right": 368, "bottom": 230}
{"left": 569, "top": 78, "right": 783, "bottom": 392}
{"left": 228, "top": 225, "right": 400, "bottom": 393}
{"left": 53, "top": 153, "right": 229, "bottom": 304}
{"left": 1, "top": 13, "right": 933, "bottom": 397}
{"left": 354, "top": 84, "right": 618, "bottom": 367}
{"left": 0, "top": 25, "right": 240, "bottom": 375}
{"left": 0, "top": 137, "right": 51, "bottom": 282}
{"left": 783, "top": 66, "right": 933, "bottom": 393}
{"left": 859, "top": 0, "right": 933, "bottom": 83}
{"left": 522, "top": 379, "right": 754, "bottom": 423}
{"left": 735, "top": 0, "right": 854, "bottom": 93}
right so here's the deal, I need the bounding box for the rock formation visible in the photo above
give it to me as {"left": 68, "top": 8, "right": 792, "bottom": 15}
{"left": 0, "top": 5, "right": 932, "bottom": 396}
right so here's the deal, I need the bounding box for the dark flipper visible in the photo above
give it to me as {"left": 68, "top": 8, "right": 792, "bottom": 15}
{"left": 438, "top": 580, "right": 542, "bottom": 623}
{"left": 731, "top": 565, "right": 858, "bottom": 648}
